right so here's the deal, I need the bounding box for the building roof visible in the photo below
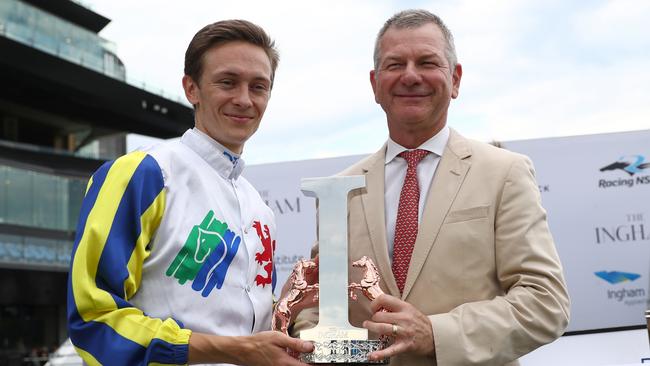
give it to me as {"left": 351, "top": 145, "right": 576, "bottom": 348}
{"left": 22, "top": 0, "right": 110, "bottom": 33}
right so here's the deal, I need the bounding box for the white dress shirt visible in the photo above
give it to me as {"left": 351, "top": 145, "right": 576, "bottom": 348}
{"left": 384, "top": 126, "right": 449, "bottom": 262}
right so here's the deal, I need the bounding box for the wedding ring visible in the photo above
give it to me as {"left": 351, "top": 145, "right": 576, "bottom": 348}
{"left": 392, "top": 324, "right": 398, "bottom": 337}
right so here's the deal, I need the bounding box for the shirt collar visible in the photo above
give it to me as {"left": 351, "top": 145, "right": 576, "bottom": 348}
{"left": 385, "top": 125, "right": 450, "bottom": 164}
{"left": 180, "top": 128, "right": 245, "bottom": 180}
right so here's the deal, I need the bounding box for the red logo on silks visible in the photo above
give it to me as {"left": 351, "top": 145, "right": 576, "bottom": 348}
{"left": 253, "top": 221, "right": 275, "bottom": 287}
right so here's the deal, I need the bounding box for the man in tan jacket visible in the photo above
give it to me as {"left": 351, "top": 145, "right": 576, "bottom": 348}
{"left": 293, "top": 9, "right": 570, "bottom": 365}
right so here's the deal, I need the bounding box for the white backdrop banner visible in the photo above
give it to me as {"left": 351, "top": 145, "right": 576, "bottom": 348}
{"left": 244, "top": 130, "right": 650, "bottom": 333}
{"left": 503, "top": 129, "right": 650, "bottom": 332}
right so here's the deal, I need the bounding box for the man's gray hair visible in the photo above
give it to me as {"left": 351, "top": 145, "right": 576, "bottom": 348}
{"left": 373, "top": 9, "right": 457, "bottom": 71}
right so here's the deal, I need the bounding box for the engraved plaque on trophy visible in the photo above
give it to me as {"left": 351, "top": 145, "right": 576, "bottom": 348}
{"left": 273, "top": 175, "right": 388, "bottom": 364}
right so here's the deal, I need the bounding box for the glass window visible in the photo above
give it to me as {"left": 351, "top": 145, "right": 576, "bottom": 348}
{"left": 0, "top": 165, "right": 87, "bottom": 231}
{"left": 0, "top": 166, "right": 6, "bottom": 224}
{"left": 5, "top": 167, "right": 33, "bottom": 226}
{"left": 68, "top": 179, "right": 86, "bottom": 231}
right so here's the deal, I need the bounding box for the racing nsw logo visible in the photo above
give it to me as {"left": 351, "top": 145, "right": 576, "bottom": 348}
{"left": 253, "top": 221, "right": 276, "bottom": 289}
{"left": 600, "top": 155, "right": 649, "bottom": 176}
{"left": 598, "top": 155, "right": 650, "bottom": 188}
{"left": 166, "top": 210, "right": 240, "bottom": 297}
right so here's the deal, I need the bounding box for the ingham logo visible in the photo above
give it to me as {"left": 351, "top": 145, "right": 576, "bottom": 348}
{"left": 594, "top": 270, "right": 641, "bottom": 284}
{"left": 595, "top": 270, "right": 647, "bottom": 304}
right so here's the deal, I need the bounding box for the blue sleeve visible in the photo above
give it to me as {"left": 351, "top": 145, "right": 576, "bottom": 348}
{"left": 67, "top": 151, "right": 191, "bottom": 366}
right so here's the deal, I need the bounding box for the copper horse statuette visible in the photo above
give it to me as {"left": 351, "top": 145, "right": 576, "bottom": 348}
{"left": 273, "top": 259, "right": 319, "bottom": 335}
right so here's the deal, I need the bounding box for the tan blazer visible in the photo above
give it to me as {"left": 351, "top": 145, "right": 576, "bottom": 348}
{"left": 294, "top": 129, "right": 570, "bottom": 365}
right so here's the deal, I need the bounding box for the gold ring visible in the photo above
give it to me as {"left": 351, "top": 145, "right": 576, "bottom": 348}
{"left": 392, "top": 324, "right": 398, "bottom": 337}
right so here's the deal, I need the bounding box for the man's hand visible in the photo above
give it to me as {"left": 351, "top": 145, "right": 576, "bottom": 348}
{"left": 189, "top": 331, "right": 314, "bottom": 365}
{"left": 362, "top": 294, "right": 435, "bottom": 361}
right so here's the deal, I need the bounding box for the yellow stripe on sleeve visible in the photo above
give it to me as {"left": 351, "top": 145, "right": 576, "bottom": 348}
{"left": 92, "top": 307, "right": 190, "bottom": 346}
{"left": 74, "top": 345, "right": 101, "bottom": 366}
{"left": 124, "top": 188, "right": 166, "bottom": 300}
{"left": 85, "top": 175, "right": 94, "bottom": 195}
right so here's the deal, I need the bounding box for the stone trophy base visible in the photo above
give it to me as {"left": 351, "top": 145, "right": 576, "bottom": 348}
{"left": 299, "top": 339, "right": 389, "bottom": 364}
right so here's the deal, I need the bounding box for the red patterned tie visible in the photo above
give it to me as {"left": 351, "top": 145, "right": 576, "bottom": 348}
{"left": 392, "top": 149, "right": 430, "bottom": 294}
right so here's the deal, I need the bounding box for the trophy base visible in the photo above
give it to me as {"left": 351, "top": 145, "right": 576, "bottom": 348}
{"left": 299, "top": 339, "right": 389, "bottom": 364}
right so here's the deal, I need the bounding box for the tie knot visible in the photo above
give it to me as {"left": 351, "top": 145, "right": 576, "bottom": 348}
{"left": 399, "top": 149, "right": 430, "bottom": 168}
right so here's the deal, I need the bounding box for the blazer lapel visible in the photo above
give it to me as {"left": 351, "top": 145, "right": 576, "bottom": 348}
{"left": 359, "top": 145, "right": 401, "bottom": 297}
{"left": 402, "top": 129, "right": 472, "bottom": 299}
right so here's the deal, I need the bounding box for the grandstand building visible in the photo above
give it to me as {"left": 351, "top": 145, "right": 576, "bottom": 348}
{"left": 0, "top": 0, "right": 192, "bottom": 363}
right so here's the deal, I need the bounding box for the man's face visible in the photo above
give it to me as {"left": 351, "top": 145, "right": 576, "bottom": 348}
{"left": 183, "top": 41, "right": 272, "bottom": 154}
{"left": 370, "top": 23, "right": 462, "bottom": 147}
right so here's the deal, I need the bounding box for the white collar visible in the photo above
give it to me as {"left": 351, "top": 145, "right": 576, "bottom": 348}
{"left": 180, "top": 128, "right": 245, "bottom": 180}
{"left": 385, "top": 125, "right": 450, "bottom": 164}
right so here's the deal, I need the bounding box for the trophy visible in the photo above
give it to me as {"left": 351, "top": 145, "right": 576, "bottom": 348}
{"left": 273, "top": 176, "right": 389, "bottom": 364}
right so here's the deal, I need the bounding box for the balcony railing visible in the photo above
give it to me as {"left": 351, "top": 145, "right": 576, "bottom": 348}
{"left": 0, "top": 0, "right": 125, "bottom": 79}
{"left": 0, "top": 233, "right": 73, "bottom": 270}
{"left": 0, "top": 0, "right": 187, "bottom": 104}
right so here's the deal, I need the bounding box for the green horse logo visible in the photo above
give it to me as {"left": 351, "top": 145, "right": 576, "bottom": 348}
{"left": 165, "top": 210, "right": 228, "bottom": 285}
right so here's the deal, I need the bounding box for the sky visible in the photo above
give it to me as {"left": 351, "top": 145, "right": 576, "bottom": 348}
{"left": 84, "top": 0, "right": 650, "bottom": 165}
